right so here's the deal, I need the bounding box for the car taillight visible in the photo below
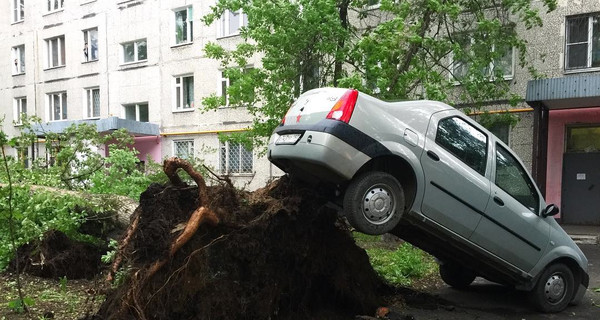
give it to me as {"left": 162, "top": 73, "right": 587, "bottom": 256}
{"left": 326, "top": 89, "right": 359, "bottom": 123}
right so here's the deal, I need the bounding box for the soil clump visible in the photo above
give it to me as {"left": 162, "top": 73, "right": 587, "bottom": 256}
{"left": 90, "top": 158, "right": 386, "bottom": 320}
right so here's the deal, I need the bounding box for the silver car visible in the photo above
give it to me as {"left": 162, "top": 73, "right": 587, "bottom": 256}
{"left": 268, "top": 87, "right": 589, "bottom": 313}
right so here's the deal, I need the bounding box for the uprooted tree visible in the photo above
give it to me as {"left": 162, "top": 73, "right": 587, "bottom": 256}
{"left": 91, "top": 157, "right": 386, "bottom": 320}
{"left": 201, "top": 0, "right": 557, "bottom": 146}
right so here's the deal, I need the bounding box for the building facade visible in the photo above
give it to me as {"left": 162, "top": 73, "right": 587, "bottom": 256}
{"left": 0, "top": 0, "right": 280, "bottom": 190}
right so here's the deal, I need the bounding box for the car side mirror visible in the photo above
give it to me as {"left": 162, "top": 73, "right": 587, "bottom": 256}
{"left": 542, "top": 204, "right": 559, "bottom": 217}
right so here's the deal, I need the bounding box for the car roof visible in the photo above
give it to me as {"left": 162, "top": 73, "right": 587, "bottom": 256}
{"left": 357, "top": 90, "right": 456, "bottom": 115}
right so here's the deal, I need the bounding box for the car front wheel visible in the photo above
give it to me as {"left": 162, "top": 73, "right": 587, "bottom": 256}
{"left": 439, "top": 262, "right": 476, "bottom": 289}
{"left": 343, "top": 171, "right": 405, "bottom": 235}
{"left": 530, "top": 263, "right": 574, "bottom": 313}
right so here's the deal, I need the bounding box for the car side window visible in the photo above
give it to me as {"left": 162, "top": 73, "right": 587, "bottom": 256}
{"left": 495, "top": 144, "right": 540, "bottom": 213}
{"left": 435, "top": 116, "right": 488, "bottom": 175}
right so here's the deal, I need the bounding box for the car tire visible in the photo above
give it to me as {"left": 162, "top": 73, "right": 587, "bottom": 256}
{"left": 343, "top": 171, "right": 405, "bottom": 235}
{"left": 439, "top": 262, "right": 476, "bottom": 289}
{"left": 530, "top": 263, "right": 574, "bottom": 313}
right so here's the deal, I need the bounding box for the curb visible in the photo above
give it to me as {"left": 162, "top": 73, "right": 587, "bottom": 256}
{"left": 569, "top": 234, "right": 599, "bottom": 245}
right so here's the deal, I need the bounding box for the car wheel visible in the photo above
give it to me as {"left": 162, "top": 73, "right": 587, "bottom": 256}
{"left": 530, "top": 263, "right": 574, "bottom": 313}
{"left": 343, "top": 171, "right": 405, "bottom": 235}
{"left": 439, "top": 262, "right": 476, "bottom": 289}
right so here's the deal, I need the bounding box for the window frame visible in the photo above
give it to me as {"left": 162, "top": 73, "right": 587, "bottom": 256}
{"left": 173, "top": 74, "right": 195, "bottom": 112}
{"left": 12, "top": 45, "right": 25, "bottom": 75}
{"left": 173, "top": 6, "right": 193, "bottom": 45}
{"left": 121, "top": 39, "right": 147, "bottom": 65}
{"left": 83, "top": 28, "right": 99, "bottom": 62}
{"left": 219, "top": 141, "right": 254, "bottom": 175}
{"left": 13, "top": 97, "right": 27, "bottom": 125}
{"left": 47, "top": 91, "right": 68, "bottom": 121}
{"left": 449, "top": 36, "right": 515, "bottom": 82}
{"left": 123, "top": 103, "right": 149, "bottom": 122}
{"left": 84, "top": 87, "right": 100, "bottom": 119}
{"left": 12, "top": 0, "right": 25, "bottom": 23}
{"left": 45, "top": 35, "right": 66, "bottom": 69}
{"left": 218, "top": 9, "right": 248, "bottom": 38}
{"left": 565, "top": 14, "right": 600, "bottom": 71}
{"left": 435, "top": 116, "right": 489, "bottom": 176}
{"left": 173, "top": 139, "right": 194, "bottom": 159}
{"left": 46, "top": 0, "right": 64, "bottom": 14}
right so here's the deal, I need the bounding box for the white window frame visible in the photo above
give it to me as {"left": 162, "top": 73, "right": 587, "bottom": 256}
{"left": 12, "top": 0, "right": 25, "bottom": 23}
{"left": 173, "top": 140, "right": 194, "bottom": 159}
{"left": 123, "top": 103, "right": 149, "bottom": 122}
{"left": 121, "top": 39, "right": 147, "bottom": 64}
{"left": 47, "top": 0, "right": 64, "bottom": 13}
{"left": 365, "top": 0, "right": 381, "bottom": 10}
{"left": 218, "top": 9, "right": 248, "bottom": 38}
{"left": 45, "top": 36, "right": 66, "bottom": 69}
{"left": 174, "top": 6, "right": 193, "bottom": 45}
{"left": 219, "top": 141, "right": 253, "bottom": 175}
{"left": 449, "top": 38, "right": 514, "bottom": 82}
{"left": 83, "top": 28, "right": 99, "bottom": 62}
{"left": 13, "top": 97, "right": 27, "bottom": 125}
{"left": 12, "top": 45, "right": 25, "bottom": 75}
{"left": 47, "top": 92, "right": 67, "bottom": 121}
{"left": 84, "top": 87, "right": 100, "bottom": 119}
{"left": 565, "top": 14, "right": 600, "bottom": 71}
{"left": 173, "top": 74, "right": 195, "bottom": 111}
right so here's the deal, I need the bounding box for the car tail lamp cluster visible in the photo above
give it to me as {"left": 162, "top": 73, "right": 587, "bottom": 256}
{"left": 326, "top": 89, "right": 359, "bottom": 123}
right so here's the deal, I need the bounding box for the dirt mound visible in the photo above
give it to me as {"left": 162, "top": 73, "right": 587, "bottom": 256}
{"left": 9, "top": 230, "right": 105, "bottom": 280}
{"left": 90, "top": 158, "right": 385, "bottom": 320}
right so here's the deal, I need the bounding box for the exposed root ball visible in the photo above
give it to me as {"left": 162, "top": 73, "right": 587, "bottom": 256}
{"left": 89, "top": 159, "right": 385, "bottom": 320}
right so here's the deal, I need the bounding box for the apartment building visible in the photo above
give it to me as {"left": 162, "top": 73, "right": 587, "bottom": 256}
{"left": 0, "top": 0, "right": 278, "bottom": 190}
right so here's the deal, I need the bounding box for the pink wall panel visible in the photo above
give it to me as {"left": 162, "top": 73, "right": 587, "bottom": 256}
{"left": 546, "top": 107, "right": 600, "bottom": 217}
{"left": 134, "top": 136, "right": 162, "bottom": 163}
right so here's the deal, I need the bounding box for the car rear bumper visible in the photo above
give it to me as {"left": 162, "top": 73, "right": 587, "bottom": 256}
{"left": 268, "top": 129, "right": 370, "bottom": 183}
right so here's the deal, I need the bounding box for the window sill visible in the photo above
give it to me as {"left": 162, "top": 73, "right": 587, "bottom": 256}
{"left": 11, "top": 20, "right": 24, "bottom": 25}
{"left": 119, "top": 60, "right": 148, "bottom": 69}
{"left": 563, "top": 67, "right": 600, "bottom": 75}
{"left": 222, "top": 172, "right": 255, "bottom": 177}
{"left": 84, "top": 117, "right": 100, "bottom": 120}
{"left": 171, "top": 42, "right": 193, "bottom": 49}
{"left": 13, "top": 123, "right": 23, "bottom": 127}
{"left": 217, "top": 33, "right": 242, "bottom": 40}
{"left": 43, "top": 9, "right": 65, "bottom": 17}
{"left": 44, "top": 65, "right": 66, "bottom": 71}
{"left": 364, "top": 4, "right": 381, "bottom": 11}
{"left": 172, "top": 108, "right": 195, "bottom": 113}
{"left": 82, "top": 59, "right": 99, "bottom": 64}
{"left": 48, "top": 119, "right": 69, "bottom": 122}
{"left": 81, "top": 0, "right": 97, "bottom": 5}
{"left": 12, "top": 72, "right": 25, "bottom": 77}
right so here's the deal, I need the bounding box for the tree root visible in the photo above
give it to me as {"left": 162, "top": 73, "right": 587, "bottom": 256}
{"left": 107, "top": 208, "right": 141, "bottom": 282}
{"left": 115, "top": 157, "right": 220, "bottom": 319}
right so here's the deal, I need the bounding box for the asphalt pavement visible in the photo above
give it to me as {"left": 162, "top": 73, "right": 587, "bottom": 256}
{"left": 388, "top": 244, "right": 599, "bottom": 320}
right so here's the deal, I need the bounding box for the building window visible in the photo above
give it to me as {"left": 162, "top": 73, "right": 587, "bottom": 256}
{"left": 14, "top": 97, "right": 27, "bottom": 125}
{"left": 124, "top": 103, "right": 149, "bottom": 122}
{"left": 218, "top": 68, "right": 253, "bottom": 106}
{"left": 83, "top": 28, "right": 98, "bottom": 62}
{"left": 85, "top": 87, "right": 100, "bottom": 118}
{"left": 47, "top": 92, "right": 67, "bottom": 121}
{"left": 450, "top": 36, "right": 514, "bottom": 81}
{"left": 220, "top": 141, "right": 253, "bottom": 174}
{"left": 565, "top": 14, "right": 600, "bottom": 70}
{"left": 47, "top": 0, "right": 64, "bottom": 12}
{"left": 122, "top": 39, "right": 147, "bottom": 64}
{"left": 18, "top": 147, "right": 29, "bottom": 168}
{"left": 12, "top": 45, "right": 25, "bottom": 74}
{"left": 174, "top": 7, "right": 193, "bottom": 45}
{"left": 173, "top": 140, "right": 194, "bottom": 159}
{"left": 46, "top": 36, "right": 66, "bottom": 68}
{"left": 219, "top": 9, "right": 247, "bottom": 38}
{"left": 173, "top": 75, "right": 194, "bottom": 110}
{"left": 12, "top": 0, "right": 25, "bottom": 22}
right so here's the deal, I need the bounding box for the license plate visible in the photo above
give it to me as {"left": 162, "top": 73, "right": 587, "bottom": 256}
{"left": 276, "top": 133, "right": 302, "bottom": 145}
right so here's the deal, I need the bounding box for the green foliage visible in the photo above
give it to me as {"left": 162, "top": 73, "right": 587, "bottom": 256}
{"left": 101, "top": 239, "right": 118, "bottom": 264}
{"left": 202, "top": 0, "right": 556, "bottom": 147}
{"left": 58, "top": 277, "right": 67, "bottom": 294}
{"left": 0, "top": 187, "right": 93, "bottom": 270}
{"left": 7, "top": 296, "right": 35, "bottom": 313}
{"left": 477, "top": 111, "right": 521, "bottom": 130}
{"left": 366, "top": 243, "right": 437, "bottom": 286}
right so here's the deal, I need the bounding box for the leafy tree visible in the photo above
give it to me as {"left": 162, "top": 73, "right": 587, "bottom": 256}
{"left": 202, "top": 0, "right": 557, "bottom": 146}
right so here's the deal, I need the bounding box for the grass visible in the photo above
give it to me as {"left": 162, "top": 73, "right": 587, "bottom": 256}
{"left": 354, "top": 232, "right": 439, "bottom": 287}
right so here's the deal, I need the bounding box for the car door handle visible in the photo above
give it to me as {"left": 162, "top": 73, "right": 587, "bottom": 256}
{"left": 493, "top": 196, "right": 504, "bottom": 206}
{"left": 426, "top": 150, "right": 440, "bottom": 161}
